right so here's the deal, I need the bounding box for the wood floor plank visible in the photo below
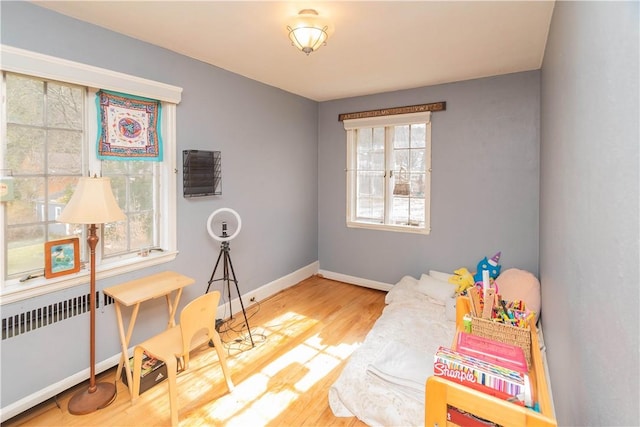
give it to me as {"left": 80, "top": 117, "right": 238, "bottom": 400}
{"left": 2, "top": 276, "right": 385, "bottom": 427}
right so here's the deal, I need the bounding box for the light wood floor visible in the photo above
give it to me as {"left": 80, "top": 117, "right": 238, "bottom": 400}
{"left": 2, "top": 276, "right": 386, "bottom": 427}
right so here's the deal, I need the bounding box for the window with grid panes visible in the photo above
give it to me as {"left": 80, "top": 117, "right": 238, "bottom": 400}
{"left": 3, "top": 73, "right": 86, "bottom": 278}
{"left": 1, "top": 46, "right": 180, "bottom": 302}
{"left": 2, "top": 72, "right": 163, "bottom": 277}
{"left": 344, "top": 112, "right": 431, "bottom": 234}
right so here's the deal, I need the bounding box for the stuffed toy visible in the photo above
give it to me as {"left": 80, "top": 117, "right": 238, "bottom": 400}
{"left": 449, "top": 267, "right": 475, "bottom": 294}
{"left": 473, "top": 251, "right": 502, "bottom": 283}
{"left": 494, "top": 268, "right": 541, "bottom": 323}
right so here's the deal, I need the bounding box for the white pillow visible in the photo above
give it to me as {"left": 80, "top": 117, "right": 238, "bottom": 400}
{"left": 429, "top": 270, "right": 455, "bottom": 282}
{"left": 417, "top": 273, "right": 457, "bottom": 304}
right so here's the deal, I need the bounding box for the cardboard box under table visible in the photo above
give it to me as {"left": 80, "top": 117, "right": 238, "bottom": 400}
{"left": 121, "top": 353, "right": 168, "bottom": 394}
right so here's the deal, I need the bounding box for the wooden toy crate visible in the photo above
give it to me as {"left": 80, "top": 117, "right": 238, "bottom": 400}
{"left": 471, "top": 316, "right": 532, "bottom": 368}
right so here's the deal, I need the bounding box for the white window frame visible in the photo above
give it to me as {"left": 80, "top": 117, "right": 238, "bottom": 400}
{"left": 344, "top": 111, "right": 432, "bottom": 234}
{"left": 0, "top": 45, "right": 183, "bottom": 304}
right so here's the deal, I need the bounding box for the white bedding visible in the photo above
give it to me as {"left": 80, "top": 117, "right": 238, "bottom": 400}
{"left": 328, "top": 275, "right": 456, "bottom": 427}
{"left": 365, "top": 340, "right": 431, "bottom": 402}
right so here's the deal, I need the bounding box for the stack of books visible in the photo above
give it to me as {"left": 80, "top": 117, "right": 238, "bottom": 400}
{"left": 456, "top": 332, "right": 528, "bottom": 375}
{"left": 433, "top": 337, "right": 530, "bottom": 405}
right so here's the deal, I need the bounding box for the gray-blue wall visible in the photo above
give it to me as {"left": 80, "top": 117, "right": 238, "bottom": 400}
{"left": 540, "top": 1, "right": 639, "bottom": 425}
{"left": 3, "top": 1, "right": 639, "bottom": 425}
{"left": 1, "top": 0, "right": 318, "bottom": 409}
{"left": 319, "top": 72, "right": 540, "bottom": 284}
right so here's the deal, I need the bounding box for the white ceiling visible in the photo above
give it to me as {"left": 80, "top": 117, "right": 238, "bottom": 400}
{"left": 32, "top": 1, "right": 555, "bottom": 102}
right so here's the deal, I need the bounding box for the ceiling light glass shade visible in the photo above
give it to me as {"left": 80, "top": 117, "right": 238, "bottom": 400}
{"left": 58, "top": 176, "right": 125, "bottom": 225}
{"left": 287, "top": 9, "right": 329, "bottom": 55}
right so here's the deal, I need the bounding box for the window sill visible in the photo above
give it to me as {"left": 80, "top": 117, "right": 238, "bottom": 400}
{"left": 347, "top": 221, "right": 431, "bottom": 235}
{"left": 0, "top": 250, "right": 178, "bottom": 305}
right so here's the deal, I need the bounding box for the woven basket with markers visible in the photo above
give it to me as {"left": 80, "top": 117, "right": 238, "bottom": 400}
{"left": 467, "top": 287, "right": 534, "bottom": 368}
{"left": 470, "top": 316, "right": 532, "bottom": 368}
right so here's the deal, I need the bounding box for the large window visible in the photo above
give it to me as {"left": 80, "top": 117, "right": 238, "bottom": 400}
{"left": 3, "top": 73, "right": 86, "bottom": 278}
{"left": 0, "top": 46, "right": 181, "bottom": 303}
{"left": 344, "top": 112, "right": 431, "bottom": 234}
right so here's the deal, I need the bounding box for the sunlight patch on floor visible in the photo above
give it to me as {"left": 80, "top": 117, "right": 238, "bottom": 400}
{"left": 325, "top": 340, "right": 363, "bottom": 359}
{"left": 225, "top": 389, "right": 298, "bottom": 427}
{"left": 201, "top": 310, "right": 362, "bottom": 425}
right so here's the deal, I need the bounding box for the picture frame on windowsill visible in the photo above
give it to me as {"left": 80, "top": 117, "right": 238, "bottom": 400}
{"left": 44, "top": 238, "right": 80, "bottom": 279}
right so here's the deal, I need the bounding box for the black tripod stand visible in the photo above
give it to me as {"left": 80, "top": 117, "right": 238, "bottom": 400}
{"left": 205, "top": 238, "right": 254, "bottom": 347}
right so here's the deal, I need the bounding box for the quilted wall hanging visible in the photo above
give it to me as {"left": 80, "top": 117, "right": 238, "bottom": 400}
{"left": 97, "top": 90, "right": 163, "bottom": 161}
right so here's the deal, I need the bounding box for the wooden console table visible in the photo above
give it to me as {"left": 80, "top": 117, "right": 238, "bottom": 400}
{"left": 103, "top": 271, "right": 195, "bottom": 397}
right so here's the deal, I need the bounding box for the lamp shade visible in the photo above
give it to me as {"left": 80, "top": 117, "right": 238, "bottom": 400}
{"left": 58, "top": 176, "right": 125, "bottom": 225}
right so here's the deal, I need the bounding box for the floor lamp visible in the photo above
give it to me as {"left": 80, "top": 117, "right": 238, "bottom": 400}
{"left": 58, "top": 176, "right": 125, "bottom": 415}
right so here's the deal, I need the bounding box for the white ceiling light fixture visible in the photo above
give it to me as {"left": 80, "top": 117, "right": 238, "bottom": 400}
{"left": 287, "top": 9, "right": 329, "bottom": 55}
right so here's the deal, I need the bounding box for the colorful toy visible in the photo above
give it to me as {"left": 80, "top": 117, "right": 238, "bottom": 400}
{"left": 473, "top": 251, "right": 502, "bottom": 283}
{"left": 449, "top": 267, "right": 475, "bottom": 294}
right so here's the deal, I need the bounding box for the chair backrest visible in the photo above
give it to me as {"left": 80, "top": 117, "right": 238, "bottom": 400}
{"left": 179, "top": 291, "right": 221, "bottom": 356}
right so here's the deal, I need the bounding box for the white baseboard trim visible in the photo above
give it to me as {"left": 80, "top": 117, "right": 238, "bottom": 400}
{"left": 217, "top": 261, "right": 320, "bottom": 318}
{"left": 318, "top": 269, "right": 393, "bottom": 292}
{"left": 1, "top": 262, "right": 397, "bottom": 422}
{"left": 0, "top": 353, "right": 122, "bottom": 422}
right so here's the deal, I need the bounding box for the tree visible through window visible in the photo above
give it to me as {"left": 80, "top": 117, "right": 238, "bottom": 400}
{"left": 4, "top": 73, "right": 85, "bottom": 278}
{"left": 101, "top": 160, "right": 158, "bottom": 257}
{"left": 0, "top": 46, "right": 179, "bottom": 300}
{"left": 1, "top": 72, "right": 161, "bottom": 281}
{"left": 344, "top": 112, "right": 432, "bottom": 234}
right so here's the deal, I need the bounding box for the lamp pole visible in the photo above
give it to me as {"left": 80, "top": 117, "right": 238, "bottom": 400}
{"left": 59, "top": 176, "right": 124, "bottom": 415}
{"left": 67, "top": 223, "right": 116, "bottom": 414}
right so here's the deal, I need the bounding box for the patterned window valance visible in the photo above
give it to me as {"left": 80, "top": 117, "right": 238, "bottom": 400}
{"left": 97, "top": 90, "right": 162, "bottom": 161}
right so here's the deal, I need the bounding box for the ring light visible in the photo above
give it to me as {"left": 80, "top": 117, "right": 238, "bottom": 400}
{"left": 204, "top": 206, "right": 254, "bottom": 346}
{"left": 207, "top": 208, "right": 242, "bottom": 242}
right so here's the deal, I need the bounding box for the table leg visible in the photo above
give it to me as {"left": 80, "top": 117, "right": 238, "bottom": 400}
{"left": 113, "top": 302, "right": 141, "bottom": 398}
{"left": 165, "top": 288, "right": 184, "bottom": 329}
{"left": 113, "top": 303, "right": 127, "bottom": 381}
